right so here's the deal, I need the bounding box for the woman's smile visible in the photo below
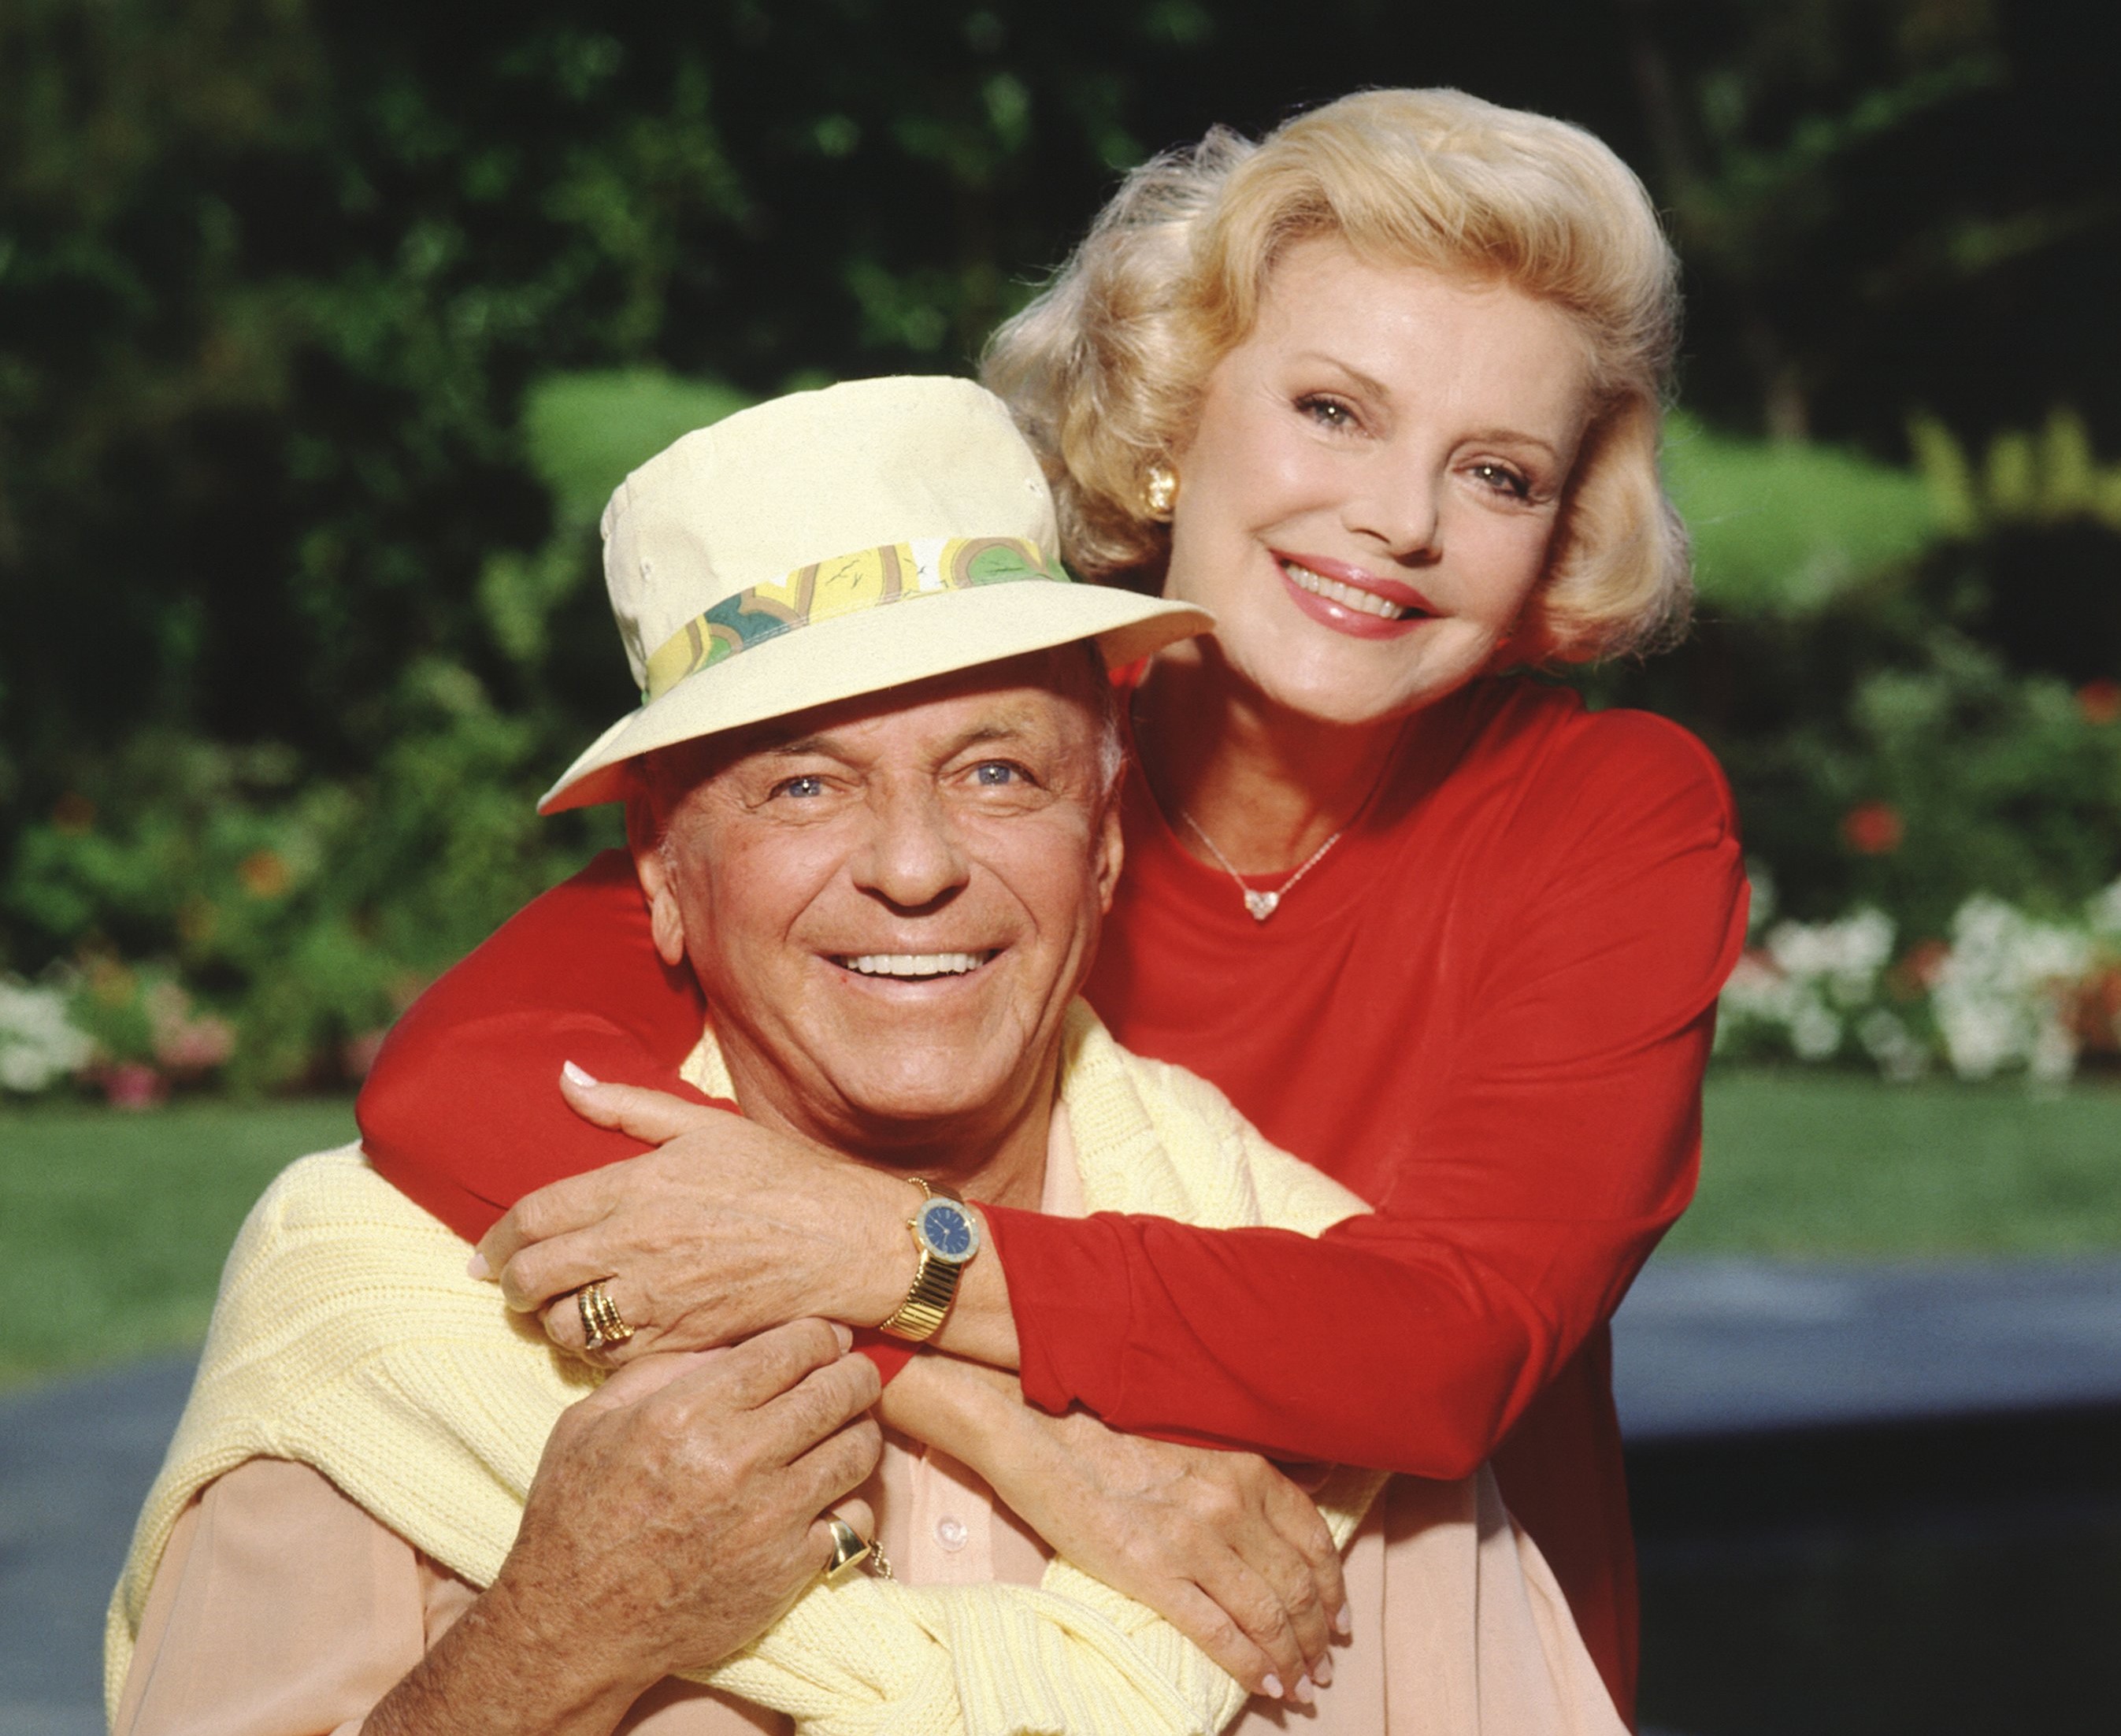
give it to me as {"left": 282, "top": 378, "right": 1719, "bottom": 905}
{"left": 1273, "top": 551, "right": 1437, "bottom": 638}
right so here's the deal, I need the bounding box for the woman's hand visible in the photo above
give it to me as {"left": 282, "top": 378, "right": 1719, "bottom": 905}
{"left": 884, "top": 1358, "right": 1348, "bottom": 1705}
{"left": 470, "top": 1070, "right": 916, "bottom": 1361}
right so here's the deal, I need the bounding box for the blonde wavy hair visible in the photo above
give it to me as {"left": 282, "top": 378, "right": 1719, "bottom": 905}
{"left": 983, "top": 87, "right": 1689, "bottom": 662}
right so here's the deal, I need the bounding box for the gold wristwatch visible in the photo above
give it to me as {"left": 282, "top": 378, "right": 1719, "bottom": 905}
{"left": 879, "top": 1178, "right": 982, "bottom": 1342}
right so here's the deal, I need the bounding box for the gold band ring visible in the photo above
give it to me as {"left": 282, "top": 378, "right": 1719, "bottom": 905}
{"left": 822, "top": 1516, "right": 873, "bottom": 1584}
{"left": 577, "top": 1280, "right": 634, "bottom": 1356}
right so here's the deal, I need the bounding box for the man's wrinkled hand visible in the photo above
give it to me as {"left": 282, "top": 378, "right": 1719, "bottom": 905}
{"left": 469, "top": 1074, "right": 911, "bottom": 1363}
{"left": 492, "top": 1320, "right": 884, "bottom": 1686}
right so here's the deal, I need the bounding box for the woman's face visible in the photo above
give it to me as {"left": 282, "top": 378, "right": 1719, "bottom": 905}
{"left": 1162, "top": 238, "right": 1596, "bottom": 725}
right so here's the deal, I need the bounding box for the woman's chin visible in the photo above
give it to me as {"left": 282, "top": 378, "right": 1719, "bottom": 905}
{"left": 1236, "top": 646, "right": 1486, "bottom": 732}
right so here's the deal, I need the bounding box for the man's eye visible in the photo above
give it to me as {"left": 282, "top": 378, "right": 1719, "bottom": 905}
{"left": 971, "top": 761, "right": 1025, "bottom": 787}
{"left": 773, "top": 774, "right": 828, "bottom": 799}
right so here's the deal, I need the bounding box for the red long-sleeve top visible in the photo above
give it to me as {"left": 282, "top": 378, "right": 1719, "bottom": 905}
{"left": 356, "top": 676, "right": 1748, "bottom": 1724}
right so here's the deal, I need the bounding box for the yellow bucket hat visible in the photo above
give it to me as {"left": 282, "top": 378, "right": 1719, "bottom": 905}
{"left": 539, "top": 375, "right": 1211, "bottom": 813}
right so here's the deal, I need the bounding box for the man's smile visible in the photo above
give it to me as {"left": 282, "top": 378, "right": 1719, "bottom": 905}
{"left": 831, "top": 949, "right": 999, "bottom": 981}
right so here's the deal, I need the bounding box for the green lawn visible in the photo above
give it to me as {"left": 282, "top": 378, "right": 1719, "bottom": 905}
{"left": 0, "top": 1097, "right": 357, "bottom": 1387}
{"left": 1673, "top": 1071, "right": 2121, "bottom": 1257}
{"left": 2, "top": 1072, "right": 2119, "bottom": 1389}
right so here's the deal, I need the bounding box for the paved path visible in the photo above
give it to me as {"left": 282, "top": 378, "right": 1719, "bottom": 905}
{"left": 0, "top": 1355, "right": 195, "bottom": 1736}
{"left": 7, "top": 1257, "right": 2120, "bottom": 1731}
{"left": 1611, "top": 1256, "right": 2121, "bottom": 1440}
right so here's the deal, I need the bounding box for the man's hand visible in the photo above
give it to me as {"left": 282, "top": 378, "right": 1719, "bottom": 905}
{"left": 473, "top": 1080, "right": 916, "bottom": 1358}
{"left": 363, "top": 1320, "right": 883, "bottom": 1736}
{"left": 472, "top": 1071, "right": 1026, "bottom": 1373}
{"left": 883, "top": 1357, "right": 1346, "bottom": 1706}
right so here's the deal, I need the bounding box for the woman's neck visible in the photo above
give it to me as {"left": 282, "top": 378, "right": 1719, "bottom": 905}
{"left": 1133, "top": 644, "right": 1415, "bottom": 874}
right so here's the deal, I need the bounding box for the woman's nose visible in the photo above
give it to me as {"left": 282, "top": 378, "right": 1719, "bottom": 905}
{"left": 852, "top": 784, "right": 972, "bottom": 910}
{"left": 1344, "top": 449, "right": 1444, "bottom": 562}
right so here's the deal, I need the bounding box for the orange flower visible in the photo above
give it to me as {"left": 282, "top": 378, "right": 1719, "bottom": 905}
{"left": 51, "top": 792, "right": 96, "bottom": 835}
{"left": 1888, "top": 938, "right": 1951, "bottom": 1000}
{"left": 2067, "top": 966, "right": 2121, "bottom": 1052}
{"left": 238, "top": 849, "right": 291, "bottom": 899}
{"left": 1840, "top": 801, "right": 1904, "bottom": 855}
{"left": 2079, "top": 680, "right": 2121, "bottom": 725}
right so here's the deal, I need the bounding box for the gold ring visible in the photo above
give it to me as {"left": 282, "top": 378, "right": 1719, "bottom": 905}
{"left": 577, "top": 1280, "right": 633, "bottom": 1355}
{"left": 822, "top": 1516, "right": 872, "bottom": 1584}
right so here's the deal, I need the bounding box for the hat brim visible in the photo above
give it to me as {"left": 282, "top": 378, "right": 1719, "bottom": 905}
{"left": 538, "top": 582, "right": 1212, "bottom": 814}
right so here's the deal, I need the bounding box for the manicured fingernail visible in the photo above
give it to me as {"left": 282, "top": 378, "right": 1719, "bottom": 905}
{"left": 1292, "top": 1675, "right": 1316, "bottom": 1706}
{"left": 1260, "top": 1675, "right": 1283, "bottom": 1701}
{"left": 832, "top": 1322, "right": 855, "bottom": 1351}
{"left": 1333, "top": 1604, "right": 1352, "bottom": 1637}
{"left": 562, "top": 1059, "right": 600, "bottom": 1089}
{"left": 1312, "top": 1654, "right": 1333, "bottom": 1687}
{"left": 465, "top": 1252, "right": 490, "bottom": 1280}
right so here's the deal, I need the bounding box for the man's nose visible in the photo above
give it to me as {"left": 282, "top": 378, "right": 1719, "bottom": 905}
{"left": 852, "top": 782, "right": 972, "bottom": 910}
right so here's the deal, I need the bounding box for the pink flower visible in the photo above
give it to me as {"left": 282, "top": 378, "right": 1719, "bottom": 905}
{"left": 342, "top": 1030, "right": 387, "bottom": 1080}
{"left": 154, "top": 1015, "right": 236, "bottom": 1073}
{"left": 146, "top": 982, "right": 235, "bottom": 1074}
{"left": 103, "top": 1063, "right": 167, "bottom": 1111}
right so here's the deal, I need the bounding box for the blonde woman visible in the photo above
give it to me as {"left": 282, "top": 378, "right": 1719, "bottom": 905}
{"left": 358, "top": 89, "right": 1747, "bottom": 1728}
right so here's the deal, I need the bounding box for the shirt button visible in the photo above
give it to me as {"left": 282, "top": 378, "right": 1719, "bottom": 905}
{"left": 934, "top": 1515, "right": 969, "bottom": 1552}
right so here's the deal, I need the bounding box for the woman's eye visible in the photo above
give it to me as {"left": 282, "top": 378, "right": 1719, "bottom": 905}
{"left": 1470, "top": 462, "right": 1533, "bottom": 501}
{"left": 1296, "top": 393, "right": 1358, "bottom": 431}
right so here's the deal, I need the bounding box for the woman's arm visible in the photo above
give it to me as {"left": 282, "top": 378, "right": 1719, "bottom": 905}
{"left": 879, "top": 1354, "right": 1344, "bottom": 1706}
{"left": 996, "top": 721, "right": 1748, "bottom": 1477}
{"left": 365, "top": 728, "right": 1741, "bottom": 1481}
{"left": 355, "top": 851, "right": 709, "bottom": 1241}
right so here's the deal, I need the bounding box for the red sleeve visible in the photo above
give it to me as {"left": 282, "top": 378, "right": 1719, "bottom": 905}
{"left": 355, "top": 851, "right": 711, "bottom": 1240}
{"left": 354, "top": 848, "right": 918, "bottom": 1383}
{"left": 991, "top": 721, "right": 1748, "bottom": 1477}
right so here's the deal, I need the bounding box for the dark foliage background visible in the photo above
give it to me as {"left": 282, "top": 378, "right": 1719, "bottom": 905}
{"left": 3, "top": 0, "right": 2118, "bottom": 1088}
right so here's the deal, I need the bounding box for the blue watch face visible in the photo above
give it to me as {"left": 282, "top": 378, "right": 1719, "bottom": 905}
{"left": 917, "top": 1198, "right": 978, "bottom": 1262}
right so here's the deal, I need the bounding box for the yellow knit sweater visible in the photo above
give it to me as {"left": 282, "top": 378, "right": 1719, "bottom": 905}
{"left": 109, "top": 1003, "right": 1385, "bottom": 1736}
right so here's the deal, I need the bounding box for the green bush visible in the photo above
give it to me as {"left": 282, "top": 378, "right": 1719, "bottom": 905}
{"left": 3, "top": 658, "right": 621, "bottom": 1095}
{"left": 1592, "top": 414, "right": 2121, "bottom": 951}
{"left": 0, "top": 365, "right": 758, "bottom": 1098}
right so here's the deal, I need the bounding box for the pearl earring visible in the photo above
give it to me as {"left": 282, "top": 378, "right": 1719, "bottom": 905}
{"left": 1143, "top": 463, "right": 1178, "bottom": 520}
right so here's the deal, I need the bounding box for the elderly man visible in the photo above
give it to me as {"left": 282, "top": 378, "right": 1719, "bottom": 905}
{"left": 110, "top": 379, "right": 1617, "bottom": 1736}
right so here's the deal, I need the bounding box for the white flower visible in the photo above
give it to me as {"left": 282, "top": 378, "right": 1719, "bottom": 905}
{"left": 1745, "top": 859, "right": 1778, "bottom": 939}
{"left": 1764, "top": 907, "right": 1896, "bottom": 1009}
{"left": 2086, "top": 878, "right": 2121, "bottom": 942}
{"left": 1930, "top": 896, "right": 2091, "bottom": 1083}
{"left": 1789, "top": 995, "right": 1844, "bottom": 1060}
{"left": 1856, "top": 1009, "right": 1928, "bottom": 1082}
{"left": 0, "top": 977, "right": 95, "bottom": 1094}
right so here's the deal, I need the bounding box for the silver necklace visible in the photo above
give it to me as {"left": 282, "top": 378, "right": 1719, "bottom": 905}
{"left": 1178, "top": 809, "right": 1346, "bottom": 922}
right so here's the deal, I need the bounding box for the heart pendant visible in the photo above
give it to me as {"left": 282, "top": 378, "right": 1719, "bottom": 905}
{"left": 1243, "top": 889, "right": 1281, "bottom": 922}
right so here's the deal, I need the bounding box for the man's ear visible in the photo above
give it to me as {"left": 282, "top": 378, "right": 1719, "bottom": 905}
{"left": 1093, "top": 796, "right": 1125, "bottom": 915}
{"left": 625, "top": 795, "right": 690, "bottom": 968}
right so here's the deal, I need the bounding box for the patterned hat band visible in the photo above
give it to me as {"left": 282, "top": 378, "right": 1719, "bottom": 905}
{"left": 642, "top": 536, "right": 1072, "bottom": 703}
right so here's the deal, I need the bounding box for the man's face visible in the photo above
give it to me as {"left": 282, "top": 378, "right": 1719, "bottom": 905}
{"left": 633, "top": 651, "right": 1122, "bottom": 1159}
